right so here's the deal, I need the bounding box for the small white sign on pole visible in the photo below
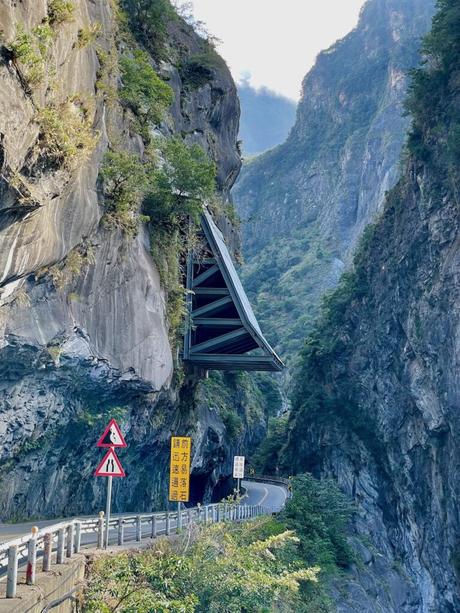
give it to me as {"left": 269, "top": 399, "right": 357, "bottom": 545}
{"left": 233, "top": 456, "right": 245, "bottom": 479}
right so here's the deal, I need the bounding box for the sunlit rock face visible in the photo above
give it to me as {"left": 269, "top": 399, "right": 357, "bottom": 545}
{"left": 0, "top": 0, "right": 255, "bottom": 519}
{"left": 233, "top": 0, "right": 435, "bottom": 363}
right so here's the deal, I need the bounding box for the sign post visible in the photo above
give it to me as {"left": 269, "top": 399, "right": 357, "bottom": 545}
{"left": 95, "top": 419, "right": 127, "bottom": 549}
{"left": 169, "top": 436, "right": 191, "bottom": 530}
{"left": 233, "top": 456, "right": 245, "bottom": 497}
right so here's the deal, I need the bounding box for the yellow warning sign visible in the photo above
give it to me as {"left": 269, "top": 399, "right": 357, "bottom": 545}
{"left": 169, "top": 436, "right": 191, "bottom": 502}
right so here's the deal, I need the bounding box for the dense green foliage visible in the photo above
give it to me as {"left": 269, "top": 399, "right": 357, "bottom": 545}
{"left": 145, "top": 138, "right": 216, "bottom": 228}
{"left": 406, "top": 0, "right": 460, "bottom": 186}
{"left": 83, "top": 518, "right": 319, "bottom": 612}
{"left": 100, "top": 150, "right": 155, "bottom": 234}
{"left": 241, "top": 224, "right": 332, "bottom": 362}
{"left": 281, "top": 474, "right": 354, "bottom": 571}
{"left": 37, "top": 97, "right": 98, "bottom": 169}
{"left": 252, "top": 414, "right": 289, "bottom": 473}
{"left": 233, "top": 0, "right": 433, "bottom": 365}
{"left": 145, "top": 138, "right": 216, "bottom": 343}
{"left": 10, "top": 22, "right": 53, "bottom": 85}
{"left": 48, "top": 0, "right": 74, "bottom": 25}
{"left": 179, "top": 48, "right": 228, "bottom": 89}
{"left": 121, "top": 0, "right": 176, "bottom": 59}
{"left": 120, "top": 50, "right": 174, "bottom": 134}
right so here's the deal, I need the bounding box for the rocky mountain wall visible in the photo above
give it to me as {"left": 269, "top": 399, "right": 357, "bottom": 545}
{"left": 0, "top": 0, "right": 266, "bottom": 519}
{"left": 233, "top": 0, "right": 435, "bottom": 362}
{"left": 282, "top": 0, "right": 460, "bottom": 607}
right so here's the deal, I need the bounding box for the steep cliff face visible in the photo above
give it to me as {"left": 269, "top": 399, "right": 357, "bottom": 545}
{"left": 233, "top": 0, "right": 435, "bottom": 361}
{"left": 283, "top": 1, "right": 460, "bottom": 609}
{"left": 0, "top": 0, "right": 260, "bottom": 519}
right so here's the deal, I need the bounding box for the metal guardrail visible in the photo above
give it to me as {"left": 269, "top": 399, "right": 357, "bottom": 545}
{"left": 244, "top": 475, "right": 290, "bottom": 487}
{"left": 0, "top": 502, "right": 271, "bottom": 599}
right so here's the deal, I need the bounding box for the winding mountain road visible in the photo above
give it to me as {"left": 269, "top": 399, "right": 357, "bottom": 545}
{"left": 241, "top": 479, "right": 288, "bottom": 513}
{"left": 0, "top": 479, "right": 288, "bottom": 546}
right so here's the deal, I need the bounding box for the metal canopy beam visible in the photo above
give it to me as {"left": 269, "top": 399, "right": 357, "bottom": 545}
{"left": 192, "top": 264, "right": 220, "bottom": 288}
{"left": 183, "top": 210, "right": 284, "bottom": 373}
{"left": 190, "top": 328, "right": 248, "bottom": 354}
{"left": 193, "top": 318, "right": 242, "bottom": 327}
{"left": 192, "top": 296, "right": 233, "bottom": 318}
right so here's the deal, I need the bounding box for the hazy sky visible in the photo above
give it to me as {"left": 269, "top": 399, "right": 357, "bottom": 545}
{"left": 175, "top": 0, "right": 367, "bottom": 100}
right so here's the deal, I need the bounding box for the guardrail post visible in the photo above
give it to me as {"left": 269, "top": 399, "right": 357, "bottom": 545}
{"left": 177, "top": 507, "right": 183, "bottom": 533}
{"left": 151, "top": 515, "right": 157, "bottom": 538}
{"left": 187, "top": 508, "right": 192, "bottom": 526}
{"left": 136, "top": 515, "right": 142, "bottom": 542}
{"left": 75, "top": 522, "right": 82, "bottom": 553}
{"left": 26, "top": 526, "right": 38, "bottom": 586}
{"left": 6, "top": 545, "right": 18, "bottom": 598}
{"left": 165, "top": 511, "right": 170, "bottom": 536}
{"left": 66, "top": 524, "right": 74, "bottom": 558}
{"left": 97, "top": 512, "right": 104, "bottom": 548}
{"left": 197, "top": 505, "right": 202, "bottom": 523}
{"left": 43, "top": 532, "right": 52, "bottom": 571}
{"left": 56, "top": 528, "right": 65, "bottom": 564}
{"left": 118, "top": 518, "right": 124, "bottom": 546}
{"left": 204, "top": 505, "right": 209, "bottom": 524}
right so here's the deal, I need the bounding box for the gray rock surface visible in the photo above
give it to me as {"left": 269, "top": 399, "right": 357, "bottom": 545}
{"left": 0, "top": 0, "right": 253, "bottom": 519}
{"left": 233, "top": 0, "right": 436, "bottom": 362}
{"left": 287, "top": 167, "right": 460, "bottom": 611}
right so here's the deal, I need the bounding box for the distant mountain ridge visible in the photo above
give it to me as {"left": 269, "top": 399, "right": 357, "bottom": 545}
{"left": 233, "top": 0, "right": 436, "bottom": 364}
{"left": 237, "top": 81, "right": 297, "bottom": 156}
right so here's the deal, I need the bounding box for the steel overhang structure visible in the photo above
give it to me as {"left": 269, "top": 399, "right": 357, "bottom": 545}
{"left": 183, "top": 210, "right": 284, "bottom": 372}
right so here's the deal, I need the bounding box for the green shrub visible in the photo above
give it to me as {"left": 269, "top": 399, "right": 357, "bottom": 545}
{"left": 100, "top": 150, "right": 155, "bottom": 235}
{"left": 48, "top": 243, "right": 95, "bottom": 290}
{"left": 121, "top": 0, "right": 177, "bottom": 60}
{"left": 82, "top": 518, "right": 319, "bottom": 612}
{"left": 36, "top": 96, "right": 98, "bottom": 168}
{"left": 48, "top": 0, "right": 75, "bottom": 25}
{"left": 119, "top": 50, "right": 174, "bottom": 133}
{"left": 405, "top": 0, "right": 460, "bottom": 187}
{"left": 253, "top": 414, "right": 289, "bottom": 473}
{"left": 10, "top": 23, "right": 53, "bottom": 85}
{"left": 77, "top": 23, "right": 102, "bottom": 48}
{"left": 221, "top": 408, "right": 243, "bottom": 440}
{"left": 179, "top": 49, "right": 228, "bottom": 89}
{"left": 144, "top": 137, "right": 216, "bottom": 228}
{"left": 280, "top": 473, "right": 354, "bottom": 571}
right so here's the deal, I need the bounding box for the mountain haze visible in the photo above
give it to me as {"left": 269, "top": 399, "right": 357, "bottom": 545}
{"left": 282, "top": 0, "right": 460, "bottom": 608}
{"left": 233, "top": 0, "right": 436, "bottom": 364}
{"left": 238, "top": 81, "right": 297, "bottom": 155}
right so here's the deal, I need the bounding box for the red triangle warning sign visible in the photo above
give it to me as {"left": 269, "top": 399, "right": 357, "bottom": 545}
{"left": 96, "top": 419, "right": 127, "bottom": 448}
{"left": 95, "top": 448, "right": 126, "bottom": 477}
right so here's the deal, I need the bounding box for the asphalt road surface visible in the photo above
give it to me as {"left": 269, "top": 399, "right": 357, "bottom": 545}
{"left": 0, "top": 479, "right": 288, "bottom": 546}
{"left": 241, "top": 480, "right": 288, "bottom": 513}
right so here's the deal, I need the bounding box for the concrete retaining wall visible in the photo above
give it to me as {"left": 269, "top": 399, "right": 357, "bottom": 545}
{"left": 0, "top": 555, "right": 85, "bottom": 613}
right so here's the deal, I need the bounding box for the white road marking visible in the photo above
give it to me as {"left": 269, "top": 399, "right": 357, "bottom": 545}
{"left": 258, "top": 486, "right": 269, "bottom": 505}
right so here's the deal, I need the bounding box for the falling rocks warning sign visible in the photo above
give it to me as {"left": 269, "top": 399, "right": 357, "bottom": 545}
{"left": 96, "top": 419, "right": 127, "bottom": 448}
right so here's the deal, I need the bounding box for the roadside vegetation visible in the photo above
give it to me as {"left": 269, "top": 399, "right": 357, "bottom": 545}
{"left": 81, "top": 475, "right": 352, "bottom": 612}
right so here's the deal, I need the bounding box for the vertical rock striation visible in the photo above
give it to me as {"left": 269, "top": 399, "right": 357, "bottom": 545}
{"left": 0, "top": 0, "right": 260, "bottom": 519}
{"left": 233, "top": 0, "right": 435, "bottom": 362}
{"left": 284, "top": 0, "right": 460, "bottom": 609}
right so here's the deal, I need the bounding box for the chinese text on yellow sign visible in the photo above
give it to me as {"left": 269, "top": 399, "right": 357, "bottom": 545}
{"left": 169, "top": 436, "right": 191, "bottom": 502}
